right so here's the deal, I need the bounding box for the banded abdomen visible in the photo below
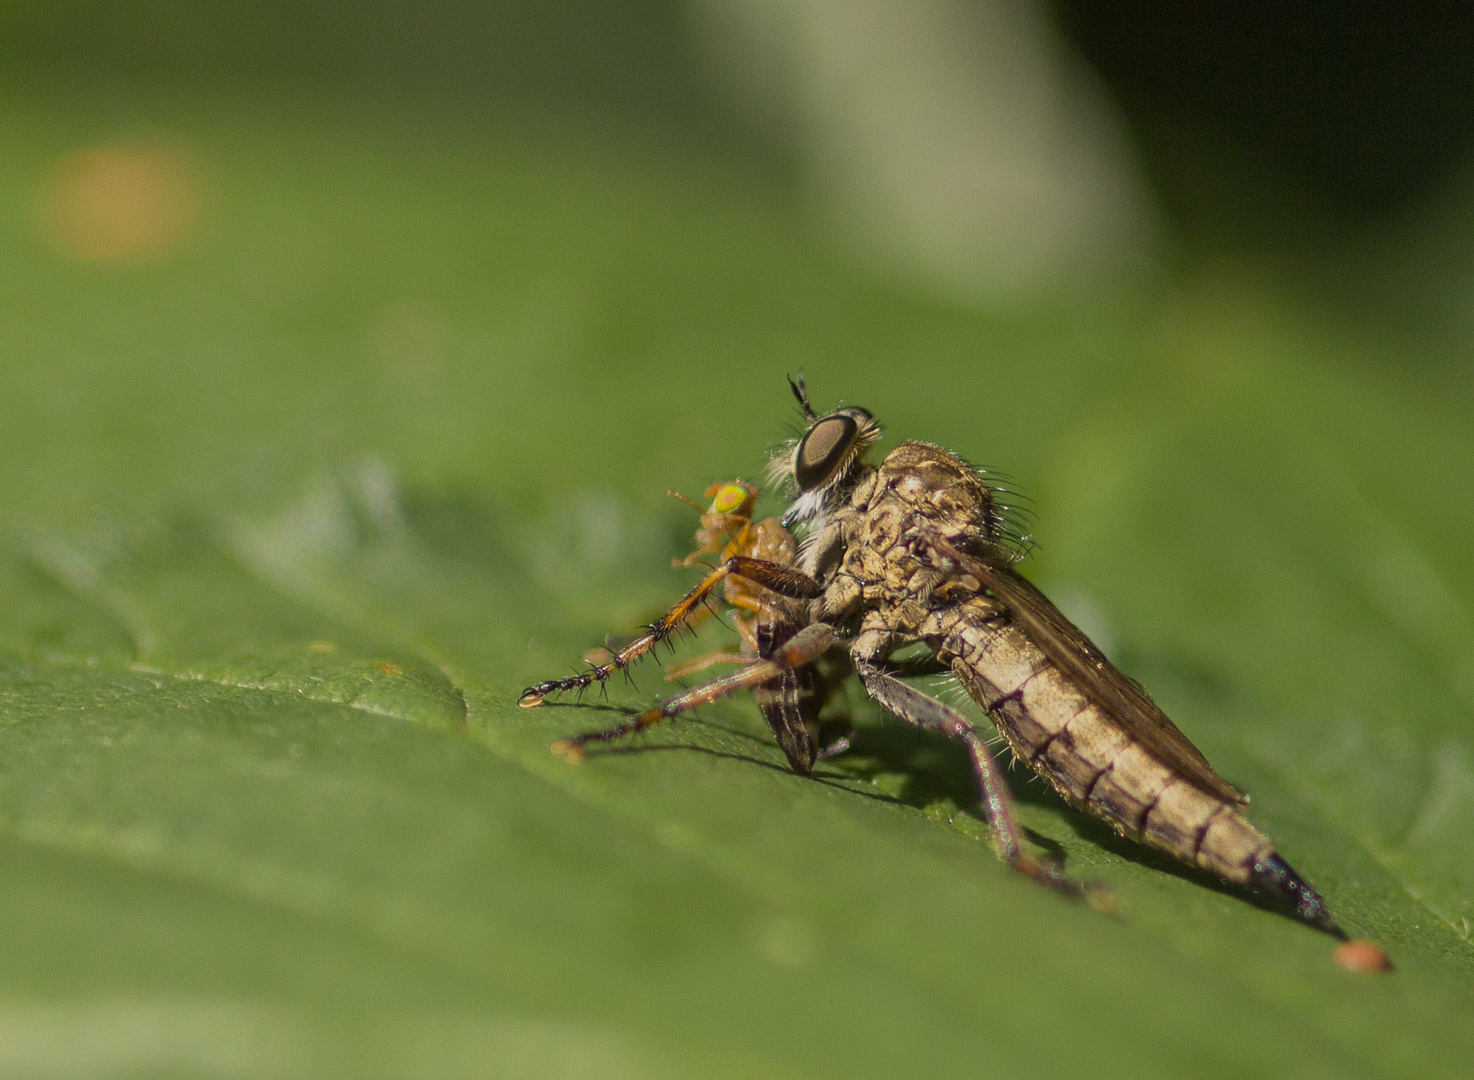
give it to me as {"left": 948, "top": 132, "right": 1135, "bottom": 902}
{"left": 925, "top": 600, "right": 1271, "bottom": 886}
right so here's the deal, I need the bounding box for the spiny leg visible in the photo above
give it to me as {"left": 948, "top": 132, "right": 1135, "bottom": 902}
{"left": 521, "top": 569, "right": 728, "bottom": 706}
{"left": 854, "top": 659, "right": 1093, "bottom": 899}
{"left": 520, "top": 556, "right": 823, "bottom": 706}
{"left": 552, "top": 624, "right": 835, "bottom": 762}
{"left": 665, "top": 593, "right": 765, "bottom": 676}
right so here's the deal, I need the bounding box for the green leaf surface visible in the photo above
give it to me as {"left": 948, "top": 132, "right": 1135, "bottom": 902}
{"left": 1, "top": 88, "right": 1472, "bottom": 1078}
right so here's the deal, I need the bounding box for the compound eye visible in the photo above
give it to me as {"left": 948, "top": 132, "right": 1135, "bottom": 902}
{"left": 794, "top": 414, "right": 859, "bottom": 492}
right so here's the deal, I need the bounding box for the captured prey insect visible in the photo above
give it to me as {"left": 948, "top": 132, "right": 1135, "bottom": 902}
{"left": 521, "top": 379, "right": 1341, "bottom": 932}
{"left": 523, "top": 478, "right": 851, "bottom": 774}
{"left": 662, "top": 479, "right": 793, "bottom": 675}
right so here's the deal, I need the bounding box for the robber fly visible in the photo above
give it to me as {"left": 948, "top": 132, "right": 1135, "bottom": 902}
{"left": 521, "top": 379, "right": 1338, "bottom": 932}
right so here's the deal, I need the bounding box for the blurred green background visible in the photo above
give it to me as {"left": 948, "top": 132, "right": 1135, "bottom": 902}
{"left": 1, "top": 3, "right": 1473, "bottom": 1078}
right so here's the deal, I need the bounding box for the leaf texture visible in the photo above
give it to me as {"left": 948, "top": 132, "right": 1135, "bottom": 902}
{"left": 0, "top": 90, "right": 1469, "bottom": 1079}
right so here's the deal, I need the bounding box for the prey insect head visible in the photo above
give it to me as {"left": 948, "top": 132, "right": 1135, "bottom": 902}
{"left": 705, "top": 480, "right": 757, "bottom": 516}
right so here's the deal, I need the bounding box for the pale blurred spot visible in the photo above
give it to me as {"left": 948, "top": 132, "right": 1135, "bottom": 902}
{"left": 39, "top": 143, "right": 200, "bottom": 262}
{"left": 753, "top": 915, "right": 818, "bottom": 968}
{"left": 386, "top": 1014, "right": 652, "bottom": 1080}
{"left": 370, "top": 299, "right": 448, "bottom": 382}
{"left": 1047, "top": 586, "right": 1116, "bottom": 658}
{"left": 0, "top": 998, "right": 301, "bottom": 1077}
{"left": 692, "top": 0, "right": 1158, "bottom": 300}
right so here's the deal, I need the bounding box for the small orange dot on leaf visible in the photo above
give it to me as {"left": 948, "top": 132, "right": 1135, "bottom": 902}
{"left": 376, "top": 662, "right": 403, "bottom": 676}
{"left": 1333, "top": 939, "right": 1393, "bottom": 973}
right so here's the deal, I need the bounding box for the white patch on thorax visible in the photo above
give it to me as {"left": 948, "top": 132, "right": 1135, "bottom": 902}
{"left": 797, "top": 515, "right": 831, "bottom": 578}
{"left": 786, "top": 487, "right": 829, "bottom": 527}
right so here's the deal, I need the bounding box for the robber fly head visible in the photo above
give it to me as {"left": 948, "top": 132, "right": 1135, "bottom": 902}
{"left": 773, "top": 375, "right": 881, "bottom": 526}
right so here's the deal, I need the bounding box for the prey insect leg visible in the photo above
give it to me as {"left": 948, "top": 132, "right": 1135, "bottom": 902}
{"left": 854, "top": 660, "right": 1088, "bottom": 898}
{"left": 551, "top": 624, "right": 836, "bottom": 762}
{"left": 664, "top": 648, "right": 751, "bottom": 680}
{"left": 520, "top": 556, "right": 823, "bottom": 706}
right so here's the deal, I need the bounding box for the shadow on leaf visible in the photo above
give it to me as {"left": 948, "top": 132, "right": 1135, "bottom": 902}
{"left": 557, "top": 699, "right": 1324, "bottom": 929}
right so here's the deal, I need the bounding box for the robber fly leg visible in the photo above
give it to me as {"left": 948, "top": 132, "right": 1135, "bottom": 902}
{"left": 854, "top": 659, "right": 1092, "bottom": 900}
{"left": 520, "top": 556, "right": 823, "bottom": 706}
{"left": 551, "top": 624, "right": 836, "bottom": 762}
{"left": 873, "top": 653, "right": 953, "bottom": 678}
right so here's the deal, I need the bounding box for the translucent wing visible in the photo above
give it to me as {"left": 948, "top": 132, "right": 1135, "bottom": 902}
{"left": 753, "top": 600, "right": 819, "bottom": 776}
{"left": 950, "top": 543, "right": 1246, "bottom": 805}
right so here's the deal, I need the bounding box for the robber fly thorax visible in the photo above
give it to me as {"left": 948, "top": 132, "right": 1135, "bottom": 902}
{"left": 521, "top": 378, "right": 1345, "bottom": 939}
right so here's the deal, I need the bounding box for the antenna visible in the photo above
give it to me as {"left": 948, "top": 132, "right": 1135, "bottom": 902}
{"left": 787, "top": 371, "right": 817, "bottom": 420}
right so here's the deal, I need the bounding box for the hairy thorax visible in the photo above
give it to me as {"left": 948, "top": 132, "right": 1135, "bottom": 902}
{"left": 816, "top": 441, "right": 1009, "bottom": 646}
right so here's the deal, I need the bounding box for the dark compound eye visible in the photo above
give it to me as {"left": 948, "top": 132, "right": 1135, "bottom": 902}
{"left": 794, "top": 414, "right": 859, "bottom": 492}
